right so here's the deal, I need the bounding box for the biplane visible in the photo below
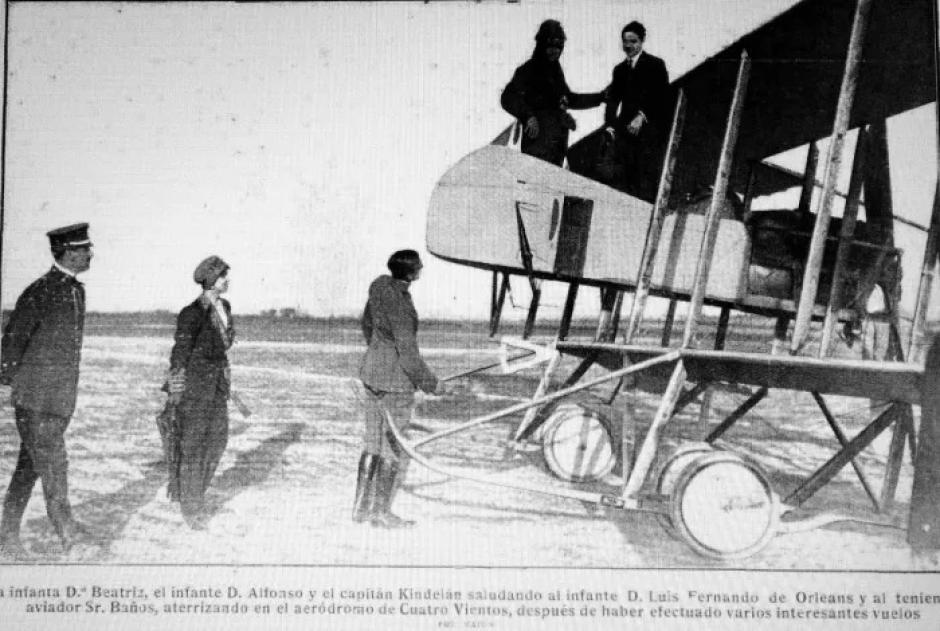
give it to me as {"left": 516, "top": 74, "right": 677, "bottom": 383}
{"left": 406, "top": 0, "right": 940, "bottom": 560}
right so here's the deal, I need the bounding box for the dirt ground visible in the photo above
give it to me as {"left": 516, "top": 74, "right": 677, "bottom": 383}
{"left": 0, "top": 319, "right": 931, "bottom": 571}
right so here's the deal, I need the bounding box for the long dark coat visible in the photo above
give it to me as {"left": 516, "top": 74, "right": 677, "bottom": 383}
{"left": 167, "top": 295, "right": 234, "bottom": 508}
{"left": 0, "top": 267, "right": 85, "bottom": 417}
{"left": 501, "top": 53, "right": 604, "bottom": 166}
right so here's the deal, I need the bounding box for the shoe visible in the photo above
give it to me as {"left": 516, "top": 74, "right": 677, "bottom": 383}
{"left": 0, "top": 536, "right": 28, "bottom": 560}
{"left": 183, "top": 513, "right": 207, "bottom": 530}
{"left": 370, "top": 459, "right": 415, "bottom": 529}
{"left": 352, "top": 453, "right": 379, "bottom": 523}
{"left": 58, "top": 520, "right": 94, "bottom": 553}
{"left": 371, "top": 511, "right": 416, "bottom": 529}
{"left": 181, "top": 498, "right": 208, "bottom": 530}
{"left": 66, "top": 519, "right": 93, "bottom": 537}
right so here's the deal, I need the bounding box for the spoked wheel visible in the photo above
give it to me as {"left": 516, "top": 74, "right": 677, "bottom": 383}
{"left": 541, "top": 403, "right": 616, "bottom": 483}
{"left": 667, "top": 451, "right": 778, "bottom": 560}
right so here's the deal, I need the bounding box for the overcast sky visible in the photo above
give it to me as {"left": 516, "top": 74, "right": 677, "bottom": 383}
{"left": 1, "top": 0, "right": 936, "bottom": 320}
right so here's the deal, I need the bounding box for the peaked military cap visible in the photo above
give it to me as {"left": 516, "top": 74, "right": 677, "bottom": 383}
{"left": 47, "top": 223, "right": 92, "bottom": 249}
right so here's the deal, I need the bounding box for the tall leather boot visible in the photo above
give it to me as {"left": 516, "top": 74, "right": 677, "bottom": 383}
{"left": 371, "top": 458, "right": 415, "bottom": 529}
{"left": 352, "top": 453, "right": 379, "bottom": 523}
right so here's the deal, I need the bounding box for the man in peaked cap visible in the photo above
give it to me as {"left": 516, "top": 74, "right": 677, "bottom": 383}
{"left": 0, "top": 223, "right": 94, "bottom": 558}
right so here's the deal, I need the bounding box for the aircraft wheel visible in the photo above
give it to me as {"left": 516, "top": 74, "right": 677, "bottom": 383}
{"left": 654, "top": 443, "right": 716, "bottom": 538}
{"left": 668, "top": 451, "right": 778, "bottom": 560}
{"left": 541, "top": 403, "right": 616, "bottom": 483}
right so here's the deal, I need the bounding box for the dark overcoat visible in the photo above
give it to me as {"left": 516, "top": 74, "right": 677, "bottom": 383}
{"left": 170, "top": 296, "right": 234, "bottom": 405}
{"left": 167, "top": 295, "right": 234, "bottom": 507}
{"left": 0, "top": 267, "right": 85, "bottom": 417}
{"left": 359, "top": 275, "right": 437, "bottom": 394}
{"left": 501, "top": 54, "right": 604, "bottom": 166}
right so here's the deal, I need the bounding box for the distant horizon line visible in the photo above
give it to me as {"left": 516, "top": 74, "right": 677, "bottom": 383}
{"left": 38, "top": 309, "right": 830, "bottom": 325}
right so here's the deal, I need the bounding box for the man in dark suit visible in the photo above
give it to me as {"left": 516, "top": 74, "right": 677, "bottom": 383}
{"left": 0, "top": 223, "right": 93, "bottom": 557}
{"left": 600, "top": 21, "right": 670, "bottom": 198}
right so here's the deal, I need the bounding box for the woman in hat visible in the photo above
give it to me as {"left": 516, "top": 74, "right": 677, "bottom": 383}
{"left": 353, "top": 249, "right": 443, "bottom": 528}
{"left": 500, "top": 19, "right": 606, "bottom": 166}
{"left": 164, "top": 255, "right": 235, "bottom": 529}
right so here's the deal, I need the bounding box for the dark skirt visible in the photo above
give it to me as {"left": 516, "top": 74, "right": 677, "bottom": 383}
{"left": 170, "top": 362, "right": 229, "bottom": 514}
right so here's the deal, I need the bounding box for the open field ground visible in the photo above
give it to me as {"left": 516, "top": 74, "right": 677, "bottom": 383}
{"left": 0, "top": 313, "right": 930, "bottom": 570}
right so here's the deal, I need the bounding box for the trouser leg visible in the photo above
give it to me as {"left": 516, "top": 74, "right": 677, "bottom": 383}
{"left": 360, "top": 386, "right": 417, "bottom": 528}
{"left": 14, "top": 409, "right": 72, "bottom": 540}
{"left": 1, "top": 442, "right": 39, "bottom": 545}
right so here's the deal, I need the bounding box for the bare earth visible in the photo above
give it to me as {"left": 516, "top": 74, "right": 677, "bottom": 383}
{"left": 0, "top": 319, "right": 930, "bottom": 571}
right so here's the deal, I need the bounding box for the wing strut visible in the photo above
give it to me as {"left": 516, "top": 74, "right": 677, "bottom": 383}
{"left": 791, "top": 0, "right": 874, "bottom": 354}
{"left": 514, "top": 201, "right": 541, "bottom": 339}
{"left": 489, "top": 271, "right": 510, "bottom": 337}
{"left": 623, "top": 90, "right": 687, "bottom": 343}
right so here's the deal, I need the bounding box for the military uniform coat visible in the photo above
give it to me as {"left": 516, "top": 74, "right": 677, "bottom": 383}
{"left": 0, "top": 267, "right": 85, "bottom": 417}
{"left": 359, "top": 275, "right": 437, "bottom": 394}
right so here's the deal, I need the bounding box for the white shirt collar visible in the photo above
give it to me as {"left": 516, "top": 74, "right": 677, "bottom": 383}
{"left": 629, "top": 50, "right": 644, "bottom": 68}
{"left": 53, "top": 261, "right": 77, "bottom": 278}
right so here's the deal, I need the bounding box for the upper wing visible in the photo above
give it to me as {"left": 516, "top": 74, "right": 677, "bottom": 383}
{"left": 670, "top": 0, "right": 936, "bottom": 200}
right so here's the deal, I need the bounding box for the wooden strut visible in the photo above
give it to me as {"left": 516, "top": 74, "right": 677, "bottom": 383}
{"left": 784, "top": 401, "right": 904, "bottom": 507}
{"left": 512, "top": 348, "right": 562, "bottom": 442}
{"left": 623, "top": 89, "right": 688, "bottom": 344}
{"left": 624, "top": 51, "right": 751, "bottom": 504}
{"left": 909, "top": 181, "right": 940, "bottom": 359}
{"left": 682, "top": 52, "right": 751, "bottom": 349}
{"left": 880, "top": 403, "right": 916, "bottom": 511}
{"left": 790, "top": 0, "right": 874, "bottom": 354}
{"left": 558, "top": 282, "right": 579, "bottom": 341}
{"left": 514, "top": 201, "right": 541, "bottom": 339}
{"left": 414, "top": 350, "right": 681, "bottom": 448}
{"left": 673, "top": 381, "right": 712, "bottom": 417}
{"left": 385, "top": 408, "right": 633, "bottom": 509}
{"left": 818, "top": 126, "right": 870, "bottom": 357}
{"left": 489, "top": 272, "right": 509, "bottom": 337}
{"left": 698, "top": 306, "right": 730, "bottom": 424}
{"left": 909, "top": 0, "right": 940, "bottom": 359}
{"left": 595, "top": 287, "right": 622, "bottom": 342}
{"left": 811, "top": 391, "right": 880, "bottom": 511}
{"left": 705, "top": 386, "right": 769, "bottom": 443}
{"left": 798, "top": 141, "right": 820, "bottom": 217}
{"left": 661, "top": 299, "right": 677, "bottom": 346}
